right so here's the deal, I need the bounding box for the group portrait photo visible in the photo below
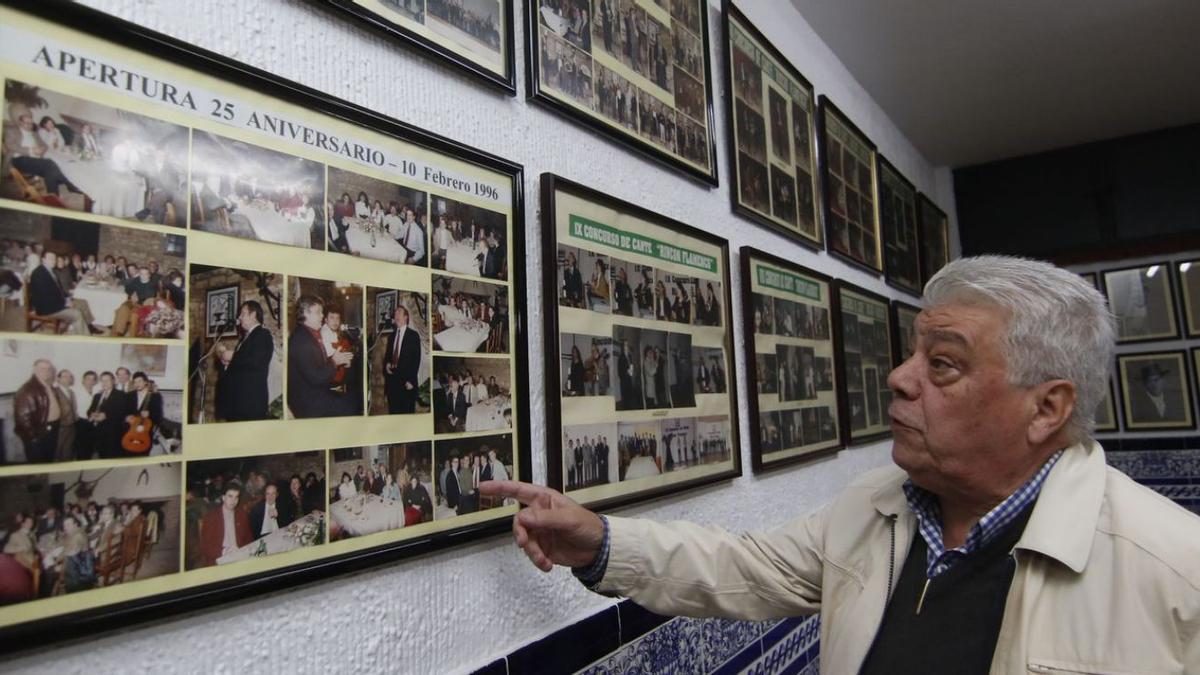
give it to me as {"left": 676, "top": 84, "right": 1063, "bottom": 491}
{"left": 0, "top": 463, "right": 182, "bottom": 607}
{"left": 561, "top": 422, "right": 615, "bottom": 491}
{"left": 287, "top": 278, "right": 364, "bottom": 420}
{"left": 187, "top": 264, "right": 283, "bottom": 424}
{"left": 366, "top": 287, "right": 431, "bottom": 416}
{"left": 433, "top": 432, "right": 513, "bottom": 519}
{"left": 184, "top": 451, "right": 326, "bottom": 570}
{"left": 326, "top": 166, "right": 428, "bottom": 266}
{"left": 2, "top": 79, "right": 189, "bottom": 226}
{"left": 1, "top": 338, "right": 184, "bottom": 464}
{"left": 328, "top": 442, "right": 434, "bottom": 542}
{"left": 1, "top": 208, "right": 187, "bottom": 338}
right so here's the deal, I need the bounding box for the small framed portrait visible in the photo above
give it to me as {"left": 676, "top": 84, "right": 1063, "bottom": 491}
{"left": 1094, "top": 377, "right": 1119, "bottom": 433}
{"left": 1176, "top": 259, "right": 1200, "bottom": 338}
{"left": 1102, "top": 262, "right": 1180, "bottom": 343}
{"left": 206, "top": 286, "right": 239, "bottom": 338}
{"left": 374, "top": 290, "right": 399, "bottom": 334}
{"left": 1117, "top": 350, "right": 1195, "bottom": 431}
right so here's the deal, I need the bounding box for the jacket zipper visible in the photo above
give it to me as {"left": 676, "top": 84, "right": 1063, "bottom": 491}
{"left": 886, "top": 514, "right": 896, "bottom": 600}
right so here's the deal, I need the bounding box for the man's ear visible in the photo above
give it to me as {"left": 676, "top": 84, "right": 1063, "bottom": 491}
{"left": 1028, "top": 379, "right": 1076, "bottom": 446}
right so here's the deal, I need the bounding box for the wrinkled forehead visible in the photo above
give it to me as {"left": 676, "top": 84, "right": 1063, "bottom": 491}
{"left": 914, "top": 302, "right": 1012, "bottom": 353}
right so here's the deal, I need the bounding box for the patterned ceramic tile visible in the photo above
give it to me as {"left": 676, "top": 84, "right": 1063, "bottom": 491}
{"left": 1107, "top": 448, "right": 1200, "bottom": 514}
{"left": 701, "top": 618, "right": 767, "bottom": 671}
{"left": 738, "top": 616, "right": 820, "bottom": 675}
{"left": 578, "top": 616, "right": 704, "bottom": 675}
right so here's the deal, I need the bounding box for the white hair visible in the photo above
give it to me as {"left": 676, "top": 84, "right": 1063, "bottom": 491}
{"left": 923, "top": 255, "right": 1115, "bottom": 443}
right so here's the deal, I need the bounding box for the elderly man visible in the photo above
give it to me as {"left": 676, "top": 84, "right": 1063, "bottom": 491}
{"left": 14, "top": 359, "right": 64, "bottom": 464}
{"left": 482, "top": 256, "right": 1200, "bottom": 674}
{"left": 28, "top": 250, "right": 97, "bottom": 335}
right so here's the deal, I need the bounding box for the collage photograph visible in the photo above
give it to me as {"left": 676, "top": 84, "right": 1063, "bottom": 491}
{"left": 188, "top": 264, "right": 283, "bottom": 424}
{"left": 286, "top": 278, "right": 364, "bottom": 419}
{"left": 184, "top": 452, "right": 326, "bottom": 570}
{"left": 432, "top": 355, "right": 512, "bottom": 434}
{"left": 326, "top": 166, "right": 428, "bottom": 266}
{"left": 1, "top": 208, "right": 187, "bottom": 338}
{"left": 2, "top": 338, "right": 184, "bottom": 464}
{"left": 433, "top": 432, "right": 513, "bottom": 519}
{"left": 2, "top": 80, "right": 189, "bottom": 225}
{"left": 329, "top": 442, "right": 434, "bottom": 541}
{"left": 366, "top": 287, "right": 431, "bottom": 416}
{"left": 0, "top": 463, "right": 182, "bottom": 607}
{"left": 190, "top": 131, "right": 325, "bottom": 251}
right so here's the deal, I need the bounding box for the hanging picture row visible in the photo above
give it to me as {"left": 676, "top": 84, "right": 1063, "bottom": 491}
{"left": 540, "top": 173, "right": 740, "bottom": 508}
{"left": 818, "top": 96, "right": 882, "bottom": 274}
{"left": 0, "top": 1, "right": 530, "bottom": 648}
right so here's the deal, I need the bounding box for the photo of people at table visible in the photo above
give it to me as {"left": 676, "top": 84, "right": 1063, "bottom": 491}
{"left": 433, "top": 356, "right": 511, "bottom": 434}
{"left": 433, "top": 432, "right": 513, "bottom": 519}
{"left": 367, "top": 287, "right": 430, "bottom": 416}
{"left": 328, "top": 443, "right": 434, "bottom": 542}
{"left": 429, "top": 196, "right": 507, "bottom": 281}
{"left": 558, "top": 245, "right": 612, "bottom": 312}
{"left": 184, "top": 451, "right": 326, "bottom": 570}
{"left": 0, "top": 338, "right": 184, "bottom": 464}
{"left": 432, "top": 274, "right": 508, "bottom": 354}
{"left": 0, "top": 463, "right": 182, "bottom": 607}
{"left": 560, "top": 332, "right": 612, "bottom": 397}
{"left": 539, "top": 0, "right": 591, "bottom": 52}
{"left": 562, "top": 422, "right": 615, "bottom": 491}
{"left": 286, "top": 278, "right": 364, "bottom": 419}
{"left": 187, "top": 264, "right": 283, "bottom": 424}
{"left": 1, "top": 80, "right": 189, "bottom": 226}
{"left": 0, "top": 209, "right": 187, "bottom": 338}
{"left": 693, "top": 346, "right": 727, "bottom": 395}
{"left": 326, "top": 166, "right": 427, "bottom": 266}
{"left": 427, "top": 0, "right": 503, "bottom": 56}
{"left": 190, "top": 131, "right": 325, "bottom": 251}
{"left": 616, "top": 419, "right": 662, "bottom": 481}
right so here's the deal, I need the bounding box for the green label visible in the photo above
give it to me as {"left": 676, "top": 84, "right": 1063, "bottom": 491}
{"left": 730, "top": 19, "right": 810, "bottom": 106}
{"left": 756, "top": 264, "right": 821, "bottom": 301}
{"left": 843, "top": 293, "right": 887, "bottom": 321}
{"left": 569, "top": 215, "right": 717, "bottom": 273}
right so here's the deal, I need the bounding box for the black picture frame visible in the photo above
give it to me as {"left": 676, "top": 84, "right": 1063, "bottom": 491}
{"left": 722, "top": 2, "right": 822, "bottom": 249}
{"left": 1174, "top": 258, "right": 1200, "bottom": 338}
{"left": 817, "top": 95, "right": 882, "bottom": 274}
{"left": 540, "top": 173, "right": 741, "bottom": 510}
{"left": 877, "top": 154, "right": 921, "bottom": 296}
{"left": 1116, "top": 350, "right": 1196, "bottom": 432}
{"left": 834, "top": 279, "right": 894, "bottom": 445}
{"left": 739, "top": 246, "right": 844, "bottom": 472}
{"left": 0, "top": 0, "right": 532, "bottom": 651}
{"left": 1079, "top": 271, "right": 1099, "bottom": 290}
{"left": 889, "top": 299, "right": 921, "bottom": 368}
{"left": 525, "top": 0, "right": 720, "bottom": 186}
{"left": 320, "top": 0, "right": 517, "bottom": 94}
{"left": 1101, "top": 261, "right": 1181, "bottom": 344}
{"left": 1094, "top": 375, "right": 1119, "bottom": 434}
{"left": 917, "top": 192, "right": 950, "bottom": 288}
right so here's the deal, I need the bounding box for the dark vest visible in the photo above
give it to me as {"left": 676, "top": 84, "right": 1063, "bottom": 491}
{"left": 858, "top": 503, "right": 1036, "bottom": 675}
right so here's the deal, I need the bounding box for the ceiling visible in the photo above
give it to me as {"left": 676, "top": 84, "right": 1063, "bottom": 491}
{"left": 790, "top": 0, "right": 1200, "bottom": 168}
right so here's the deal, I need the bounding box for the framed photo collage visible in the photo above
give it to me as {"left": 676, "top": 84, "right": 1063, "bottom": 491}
{"left": 0, "top": 0, "right": 956, "bottom": 648}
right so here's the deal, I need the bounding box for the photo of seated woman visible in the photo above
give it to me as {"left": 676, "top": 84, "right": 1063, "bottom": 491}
{"left": 190, "top": 131, "right": 325, "bottom": 251}
{"left": 0, "top": 209, "right": 186, "bottom": 339}
{"left": 183, "top": 452, "right": 326, "bottom": 570}
{"left": 0, "top": 463, "right": 182, "bottom": 607}
{"left": 327, "top": 443, "right": 434, "bottom": 542}
{"left": 2, "top": 80, "right": 189, "bottom": 226}
{"left": 326, "top": 166, "right": 428, "bottom": 266}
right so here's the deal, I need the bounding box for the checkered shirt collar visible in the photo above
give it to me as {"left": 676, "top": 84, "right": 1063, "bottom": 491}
{"left": 902, "top": 449, "right": 1065, "bottom": 579}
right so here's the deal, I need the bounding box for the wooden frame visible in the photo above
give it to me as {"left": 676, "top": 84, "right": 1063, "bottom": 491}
{"left": 917, "top": 192, "right": 949, "bottom": 288}
{"left": 525, "top": 0, "right": 720, "bottom": 185}
{"left": 889, "top": 299, "right": 921, "bottom": 368}
{"left": 1116, "top": 350, "right": 1195, "bottom": 432}
{"left": 1175, "top": 258, "right": 1200, "bottom": 338}
{"left": 834, "top": 279, "right": 894, "bottom": 445}
{"left": 722, "top": 2, "right": 821, "bottom": 249}
{"left": 540, "top": 173, "right": 740, "bottom": 510}
{"left": 1101, "top": 261, "right": 1181, "bottom": 344}
{"left": 739, "top": 247, "right": 844, "bottom": 471}
{"left": 320, "top": 0, "right": 517, "bottom": 94}
{"left": 817, "top": 95, "right": 882, "bottom": 274}
{"left": 877, "top": 155, "right": 921, "bottom": 296}
{"left": 0, "top": 0, "right": 531, "bottom": 650}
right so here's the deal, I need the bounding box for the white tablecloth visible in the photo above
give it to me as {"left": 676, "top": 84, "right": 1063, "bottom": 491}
{"left": 238, "top": 201, "right": 309, "bottom": 248}
{"left": 217, "top": 512, "right": 323, "bottom": 564}
{"left": 466, "top": 395, "right": 511, "bottom": 432}
{"left": 540, "top": 7, "right": 570, "bottom": 35}
{"left": 624, "top": 456, "right": 661, "bottom": 480}
{"left": 55, "top": 156, "right": 144, "bottom": 218}
{"left": 72, "top": 284, "right": 127, "bottom": 327}
{"left": 434, "top": 304, "right": 491, "bottom": 352}
{"left": 344, "top": 218, "right": 409, "bottom": 263}
{"left": 445, "top": 241, "right": 483, "bottom": 276}
{"left": 329, "top": 493, "right": 405, "bottom": 538}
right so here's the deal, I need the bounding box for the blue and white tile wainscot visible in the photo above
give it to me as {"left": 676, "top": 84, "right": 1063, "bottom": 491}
{"left": 1102, "top": 435, "right": 1200, "bottom": 515}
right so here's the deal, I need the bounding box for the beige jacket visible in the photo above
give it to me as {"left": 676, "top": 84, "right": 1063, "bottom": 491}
{"left": 597, "top": 441, "right": 1200, "bottom": 674}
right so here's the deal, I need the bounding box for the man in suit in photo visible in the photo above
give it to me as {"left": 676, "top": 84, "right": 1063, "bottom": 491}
{"left": 28, "top": 251, "right": 96, "bottom": 335}
{"left": 215, "top": 300, "right": 274, "bottom": 421}
{"left": 5, "top": 113, "right": 87, "bottom": 201}
{"left": 562, "top": 251, "right": 584, "bottom": 307}
{"left": 384, "top": 305, "right": 422, "bottom": 414}
{"left": 199, "top": 484, "right": 252, "bottom": 567}
{"left": 249, "top": 483, "right": 291, "bottom": 539}
{"left": 1128, "top": 362, "right": 1185, "bottom": 424}
{"left": 287, "top": 295, "right": 354, "bottom": 418}
{"left": 13, "top": 359, "right": 61, "bottom": 464}
{"left": 53, "top": 369, "right": 77, "bottom": 464}
{"left": 135, "top": 144, "right": 183, "bottom": 225}
{"left": 87, "top": 371, "right": 127, "bottom": 459}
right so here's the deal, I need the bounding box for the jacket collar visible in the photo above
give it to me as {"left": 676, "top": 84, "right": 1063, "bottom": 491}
{"left": 869, "top": 441, "right": 1105, "bottom": 573}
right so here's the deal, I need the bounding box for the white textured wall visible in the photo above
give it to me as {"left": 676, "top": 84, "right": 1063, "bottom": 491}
{"left": 6, "top": 1, "right": 956, "bottom": 672}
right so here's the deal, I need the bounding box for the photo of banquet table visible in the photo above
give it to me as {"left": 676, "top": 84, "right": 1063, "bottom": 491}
{"left": 216, "top": 512, "right": 324, "bottom": 565}
{"left": 328, "top": 493, "right": 406, "bottom": 538}
{"left": 434, "top": 303, "right": 491, "bottom": 352}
